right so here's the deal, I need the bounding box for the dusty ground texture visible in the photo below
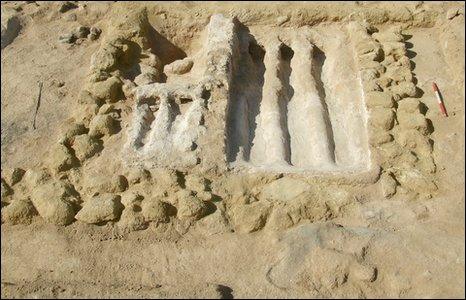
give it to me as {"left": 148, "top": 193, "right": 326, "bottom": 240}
{"left": 1, "top": 1, "right": 465, "bottom": 299}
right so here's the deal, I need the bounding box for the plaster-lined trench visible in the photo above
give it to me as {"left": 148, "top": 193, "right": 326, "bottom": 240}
{"left": 226, "top": 25, "right": 371, "bottom": 173}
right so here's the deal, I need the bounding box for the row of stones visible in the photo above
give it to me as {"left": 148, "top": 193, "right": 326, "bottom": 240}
{"left": 49, "top": 105, "right": 119, "bottom": 173}
{"left": 350, "top": 22, "right": 437, "bottom": 199}
{"left": 86, "top": 28, "right": 193, "bottom": 87}
{"left": 53, "top": 26, "right": 136, "bottom": 174}
{"left": 0, "top": 167, "right": 213, "bottom": 229}
{"left": 1, "top": 165, "right": 338, "bottom": 235}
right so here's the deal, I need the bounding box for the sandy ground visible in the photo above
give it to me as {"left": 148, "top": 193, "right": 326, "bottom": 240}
{"left": 1, "top": 1, "right": 465, "bottom": 298}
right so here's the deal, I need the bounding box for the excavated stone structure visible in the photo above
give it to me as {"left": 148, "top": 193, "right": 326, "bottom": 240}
{"left": 124, "top": 15, "right": 373, "bottom": 175}
{"left": 1, "top": 8, "right": 438, "bottom": 232}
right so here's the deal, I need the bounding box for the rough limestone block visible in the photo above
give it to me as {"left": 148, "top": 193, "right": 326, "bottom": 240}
{"left": 122, "top": 79, "right": 137, "bottom": 98}
{"left": 397, "top": 169, "right": 437, "bottom": 193}
{"left": 396, "top": 151, "right": 419, "bottom": 170}
{"left": 395, "top": 129, "right": 432, "bottom": 154}
{"left": 389, "top": 81, "right": 417, "bottom": 100}
{"left": 117, "top": 207, "right": 147, "bottom": 232}
{"left": 74, "top": 104, "right": 100, "bottom": 125}
{"left": 141, "top": 199, "right": 170, "bottom": 224}
{"left": 380, "top": 172, "right": 397, "bottom": 198}
{"left": 164, "top": 58, "right": 194, "bottom": 75}
{"left": 372, "top": 31, "right": 404, "bottom": 42}
{"left": 356, "top": 40, "right": 381, "bottom": 56}
{"left": 98, "top": 104, "right": 115, "bottom": 115}
{"left": 31, "top": 180, "right": 77, "bottom": 225}
{"left": 260, "top": 177, "right": 311, "bottom": 202}
{"left": 88, "top": 114, "right": 119, "bottom": 138}
{"left": 152, "top": 169, "right": 183, "bottom": 191}
{"left": 416, "top": 156, "right": 436, "bottom": 174}
{"left": 359, "top": 50, "right": 383, "bottom": 63}
{"left": 369, "top": 131, "right": 393, "bottom": 146}
{"left": 359, "top": 60, "right": 385, "bottom": 74}
{"left": 266, "top": 205, "right": 294, "bottom": 231}
{"left": 88, "top": 70, "right": 111, "bottom": 83}
{"left": 88, "top": 27, "right": 101, "bottom": 40}
{"left": 230, "top": 201, "right": 271, "bottom": 233}
{"left": 84, "top": 174, "right": 128, "bottom": 195}
{"left": 360, "top": 68, "right": 379, "bottom": 82}
{"left": 72, "top": 134, "right": 102, "bottom": 161}
{"left": 397, "top": 98, "right": 421, "bottom": 113}
{"left": 134, "top": 72, "right": 157, "bottom": 86}
{"left": 146, "top": 52, "right": 163, "bottom": 69}
{"left": 375, "top": 76, "right": 393, "bottom": 89}
{"left": 1, "top": 199, "right": 37, "bottom": 225}
{"left": 397, "top": 111, "right": 429, "bottom": 135}
{"left": 369, "top": 108, "right": 395, "bottom": 131}
{"left": 377, "top": 142, "right": 403, "bottom": 160}
{"left": 385, "top": 65, "right": 413, "bottom": 84}
{"left": 73, "top": 26, "right": 90, "bottom": 38}
{"left": 196, "top": 204, "right": 231, "bottom": 235}
{"left": 134, "top": 64, "right": 161, "bottom": 86}
{"left": 381, "top": 55, "right": 397, "bottom": 67}
{"left": 49, "top": 144, "right": 79, "bottom": 172}
{"left": 196, "top": 191, "right": 213, "bottom": 202}
{"left": 90, "top": 43, "right": 121, "bottom": 72}
{"left": 58, "top": 1, "right": 78, "bottom": 13}
{"left": 382, "top": 41, "right": 406, "bottom": 59}
{"left": 59, "top": 122, "right": 88, "bottom": 145}
{"left": 126, "top": 168, "right": 151, "bottom": 185}
{"left": 276, "top": 15, "right": 289, "bottom": 26}
{"left": 75, "top": 193, "right": 124, "bottom": 224}
{"left": 365, "top": 91, "right": 394, "bottom": 108}
{"left": 176, "top": 190, "right": 208, "bottom": 221}
{"left": 185, "top": 174, "right": 208, "bottom": 192}
{"left": 362, "top": 80, "right": 383, "bottom": 92}
{"left": 120, "top": 190, "right": 143, "bottom": 208}
{"left": 396, "top": 56, "right": 412, "bottom": 70}
{"left": 22, "top": 169, "right": 51, "bottom": 188}
{"left": 86, "top": 76, "right": 122, "bottom": 103}
{"left": 140, "top": 64, "right": 160, "bottom": 77}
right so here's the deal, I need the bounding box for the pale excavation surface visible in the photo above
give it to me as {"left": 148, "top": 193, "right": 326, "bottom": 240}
{"left": 1, "top": 1, "right": 465, "bottom": 299}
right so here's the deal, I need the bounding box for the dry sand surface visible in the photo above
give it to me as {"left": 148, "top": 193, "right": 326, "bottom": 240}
{"left": 1, "top": 1, "right": 465, "bottom": 298}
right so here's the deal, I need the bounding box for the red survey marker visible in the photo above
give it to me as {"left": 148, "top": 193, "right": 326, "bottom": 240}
{"left": 432, "top": 82, "right": 448, "bottom": 117}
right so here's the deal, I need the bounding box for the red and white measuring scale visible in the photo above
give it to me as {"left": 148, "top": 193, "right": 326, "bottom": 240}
{"left": 432, "top": 82, "right": 448, "bottom": 117}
